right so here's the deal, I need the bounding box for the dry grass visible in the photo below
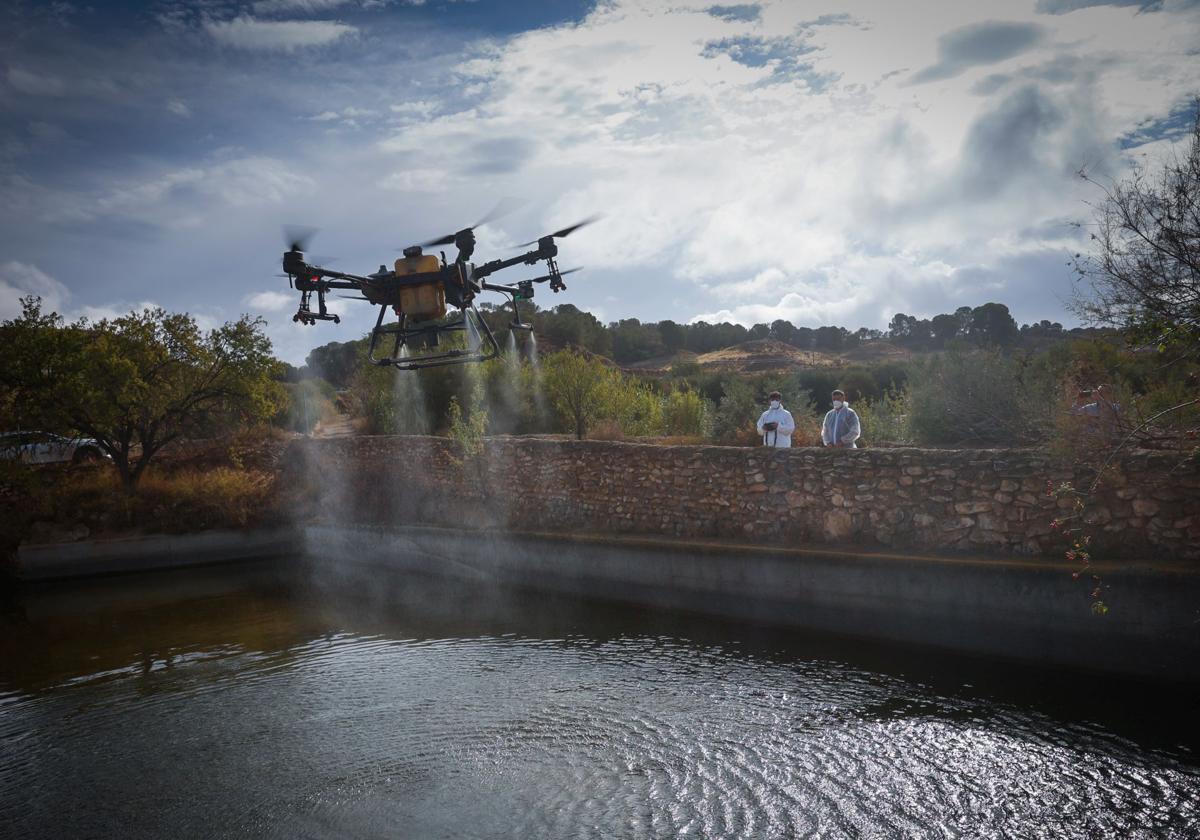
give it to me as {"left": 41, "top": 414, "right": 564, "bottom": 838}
{"left": 135, "top": 467, "right": 274, "bottom": 532}
{"left": 695, "top": 340, "right": 839, "bottom": 372}
{"left": 1, "top": 428, "right": 287, "bottom": 547}
{"left": 587, "top": 419, "right": 626, "bottom": 441}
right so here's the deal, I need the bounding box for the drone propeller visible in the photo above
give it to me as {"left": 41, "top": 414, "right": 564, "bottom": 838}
{"left": 414, "top": 197, "right": 522, "bottom": 249}
{"left": 283, "top": 224, "right": 319, "bottom": 253}
{"left": 337, "top": 295, "right": 371, "bottom": 301}
{"left": 517, "top": 215, "right": 601, "bottom": 248}
{"left": 529, "top": 266, "right": 583, "bottom": 284}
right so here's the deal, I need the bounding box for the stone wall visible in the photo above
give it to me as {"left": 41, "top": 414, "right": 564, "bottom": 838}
{"left": 288, "top": 437, "right": 1200, "bottom": 560}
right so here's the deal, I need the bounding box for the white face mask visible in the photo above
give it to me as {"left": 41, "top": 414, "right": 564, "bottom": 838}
{"left": 769, "top": 400, "right": 781, "bottom": 410}
{"left": 832, "top": 399, "right": 844, "bottom": 409}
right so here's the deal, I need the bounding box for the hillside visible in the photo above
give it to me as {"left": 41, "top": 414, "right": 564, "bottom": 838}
{"left": 696, "top": 339, "right": 840, "bottom": 372}
{"left": 621, "top": 339, "right": 917, "bottom": 375}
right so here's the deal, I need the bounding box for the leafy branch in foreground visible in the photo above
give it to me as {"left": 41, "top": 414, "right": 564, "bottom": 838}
{"left": 1071, "top": 100, "right": 1200, "bottom": 448}
{"left": 1048, "top": 481, "right": 1108, "bottom": 616}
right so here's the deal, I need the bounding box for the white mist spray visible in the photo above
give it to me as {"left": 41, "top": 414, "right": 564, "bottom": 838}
{"left": 393, "top": 346, "right": 430, "bottom": 435}
{"left": 527, "top": 332, "right": 547, "bottom": 423}
{"left": 493, "top": 331, "right": 525, "bottom": 433}
{"left": 466, "top": 313, "right": 482, "bottom": 355}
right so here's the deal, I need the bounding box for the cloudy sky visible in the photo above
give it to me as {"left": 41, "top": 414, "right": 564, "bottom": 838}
{"left": 1, "top": 0, "right": 1198, "bottom": 363}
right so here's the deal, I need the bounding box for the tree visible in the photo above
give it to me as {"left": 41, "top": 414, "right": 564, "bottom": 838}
{"left": 1074, "top": 103, "right": 1200, "bottom": 356}
{"left": 658, "top": 319, "right": 687, "bottom": 353}
{"left": 888, "top": 313, "right": 916, "bottom": 341}
{"left": 0, "top": 298, "right": 283, "bottom": 491}
{"left": 813, "top": 325, "right": 846, "bottom": 351}
{"left": 610, "top": 318, "right": 663, "bottom": 364}
{"left": 305, "top": 340, "right": 359, "bottom": 387}
{"left": 1071, "top": 105, "right": 1200, "bottom": 447}
{"left": 540, "top": 350, "right": 613, "bottom": 439}
{"left": 967, "top": 302, "right": 1020, "bottom": 347}
{"left": 930, "top": 313, "right": 962, "bottom": 348}
{"left": 769, "top": 319, "right": 799, "bottom": 345}
{"left": 541, "top": 304, "right": 611, "bottom": 355}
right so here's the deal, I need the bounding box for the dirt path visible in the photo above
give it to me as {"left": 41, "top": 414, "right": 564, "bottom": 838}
{"left": 313, "top": 417, "right": 357, "bottom": 438}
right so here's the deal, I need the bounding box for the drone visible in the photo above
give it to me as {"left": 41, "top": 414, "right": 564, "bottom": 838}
{"left": 280, "top": 210, "right": 596, "bottom": 370}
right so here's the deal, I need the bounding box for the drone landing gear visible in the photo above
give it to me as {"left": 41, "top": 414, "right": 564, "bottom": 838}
{"left": 293, "top": 289, "right": 340, "bottom": 326}
{"left": 367, "top": 305, "right": 500, "bottom": 370}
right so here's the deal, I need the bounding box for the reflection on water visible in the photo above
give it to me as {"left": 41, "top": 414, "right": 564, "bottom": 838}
{"left": 2, "top": 561, "right": 1198, "bottom": 839}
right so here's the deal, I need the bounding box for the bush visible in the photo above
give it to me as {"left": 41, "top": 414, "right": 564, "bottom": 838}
{"left": 906, "top": 348, "right": 1046, "bottom": 446}
{"left": 662, "top": 388, "right": 712, "bottom": 437}
{"left": 855, "top": 389, "right": 913, "bottom": 447}
{"left": 597, "top": 374, "right": 663, "bottom": 437}
{"left": 135, "top": 467, "right": 273, "bottom": 531}
{"left": 712, "top": 378, "right": 760, "bottom": 443}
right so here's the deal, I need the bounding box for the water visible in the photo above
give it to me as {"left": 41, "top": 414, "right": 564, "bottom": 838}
{"left": 2, "top": 562, "right": 1198, "bottom": 839}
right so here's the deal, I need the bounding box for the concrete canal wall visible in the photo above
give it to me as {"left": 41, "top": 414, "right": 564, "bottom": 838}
{"left": 305, "top": 524, "right": 1200, "bottom": 682}
{"left": 289, "top": 436, "right": 1200, "bottom": 560}
{"left": 14, "top": 528, "right": 300, "bottom": 581}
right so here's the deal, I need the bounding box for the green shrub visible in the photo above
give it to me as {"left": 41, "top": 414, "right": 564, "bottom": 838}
{"left": 906, "top": 348, "right": 1045, "bottom": 446}
{"left": 712, "top": 377, "right": 760, "bottom": 443}
{"left": 662, "top": 387, "right": 712, "bottom": 437}
{"left": 855, "top": 388, "right": 913, "bottom": 447}
{"left": 598, "top": 374, "right": 664, "bottom": 437}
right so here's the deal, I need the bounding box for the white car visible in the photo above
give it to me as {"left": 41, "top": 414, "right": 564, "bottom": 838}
{"left": 0, "top": 431, "right": 109, "bottom": 464}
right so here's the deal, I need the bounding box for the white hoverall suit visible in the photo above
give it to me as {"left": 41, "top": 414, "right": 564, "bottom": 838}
{"left": 756, "top": 402, "right": 796, "bottom": 448}
{"left": 822, "top": 402, "right": 861, "bottom": 449}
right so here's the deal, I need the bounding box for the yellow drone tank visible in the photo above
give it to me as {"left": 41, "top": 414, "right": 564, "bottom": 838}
{"left": 393, "top": 254, "right": 447, "bottom": 320}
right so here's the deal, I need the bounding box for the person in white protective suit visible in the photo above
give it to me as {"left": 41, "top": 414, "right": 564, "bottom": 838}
{"left": 756, "top": 391, "right": 796, "bottom": 448}
{"left": 821, "top": 389, "right": 861, "bottom": 449}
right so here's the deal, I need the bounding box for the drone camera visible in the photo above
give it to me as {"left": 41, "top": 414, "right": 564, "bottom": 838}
{"left": 516, "top": 280, "right": 534, "bottom": 301}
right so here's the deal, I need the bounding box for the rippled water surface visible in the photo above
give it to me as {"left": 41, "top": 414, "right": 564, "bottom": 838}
{"left": 2, "top": 561, "right": 1199, "bottom": 839}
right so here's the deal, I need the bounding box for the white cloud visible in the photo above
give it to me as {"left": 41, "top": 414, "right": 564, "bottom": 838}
{"left": 0, "top": 261, "right": 71, "bottom": 320}
{"left": 204, "top": 16, "right": 356, "bottom": 51}
{"left": 244, "top": 290, "right": 296, "bottom": 312}
{"left": 360, "top": 0, "right": 1199, "bottom": 329}
{"left": 73, "top": 301, "right": 167, "bottom": 324}
{"left": 167, "top": 99, "right": 191, "bottom": 117}
{"left": 0, "top": 262, "right": 177, "bottom": 328}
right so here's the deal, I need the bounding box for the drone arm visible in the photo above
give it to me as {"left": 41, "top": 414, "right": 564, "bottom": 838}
{"left": 471, "top": 240, "right": 556, "bottom": 280}
{"left": 304, "top": 266, "right": 371, "bottom": 286}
